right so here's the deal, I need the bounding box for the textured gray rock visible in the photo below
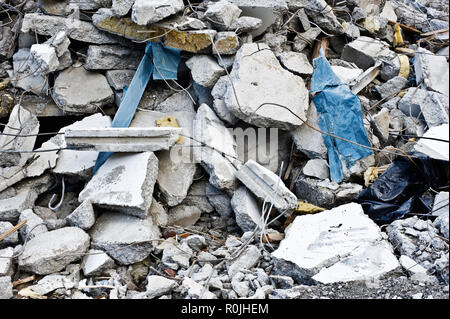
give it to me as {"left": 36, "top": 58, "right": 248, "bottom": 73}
{"left": 0, "top": 222, "right": 19, "bottom": 248}
{"left": 18, "top": 227, "right": 90, "bottom": 275}
{"left": 272, "top": 203, "right": 400, "bottom": 284}
{"left": 90, "top": 212, "right": 161, "bottom": 265}
{"left": 231, "top": 187, "right": 262, "bottom": 232}
{"left": 132, "top": 0, "right": 184, "bottom": 25}
{"left": 224, "top": 43, "right": 309, "bottom": 130}
{"left": 211, "top": 76, "right": 238, "bottom": 125}
{"left": 85, "top": 45, "right": 141, "bottom": 70}
{"left": 0, "top": 248, "right": 13, "bottom": 276}
{"left": 81, "top": 249, "right": 116, "bottom": 276}
{"left": 305, "top": 0, "right": 345, "bottom": 35}
{"left": 66, "top": 200, "right": 96, "bottom": 230}
{"left": 292, "top": 28, "right": 321, "bottom": 52}
{"left": 106, "top": 70, "right": 135, "bottom": 90}
{"left": 52, "top": 67, "right": 114, "bottom": 114}
{"left": 186, "top": 55, "right": 225, "bottom": 88}
{"left": 235, "top": 160, "right": 297, "bottom": 214}
{"left": 79, "top": 152, "right": 158, "bottom": 218}
{"left": 377, "top": 76, "right": 408, "bottom": 100}
{"left": 206, "top": 183, "right": 233, "bottom": 218}
{"left": 112, "top": 0, "right": 135, "bottom": 16}
{"left": 167, "top": 205, "right": 202, "bottom": 227}
{"left": 414, "top": 47, "right": 449, "bottom": 96}
{"left": 230, "top": 16, "right": 263, "bottom": 33}
{"left": 227, "top": 245, "right": 261, "bottom": 277}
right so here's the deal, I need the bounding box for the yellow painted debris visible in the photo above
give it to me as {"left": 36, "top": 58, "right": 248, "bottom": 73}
{"left": 364, "top": 165, "right": 389, "bottom": 187}
{"left": 393, "top": 23, "right": 404, "bottom": 47}
{"left": 0, "top": 78, "right": 9, "bottom": 91}
{"left": 296, "top": 201, "right": 326, "bottom": 214}
{"left": 363, "top": 16, "right": 381, "bottom": 33}
{"left": 156, "top": 116, "right": 183, "bottom": 144}
{"left": 398, "top": 54, "right": 410, "bottom": 78}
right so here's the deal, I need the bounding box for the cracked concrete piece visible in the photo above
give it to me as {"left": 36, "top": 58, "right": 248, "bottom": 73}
{"left": 132, "top": 0, "right": 184, "bottom": 25}
{"left": 106, "top": 70, "right": 135, "bottom": 90}
{"left": 18, "top": 227, "right": 90, "bottom": 275}
{"left": 186, "top": 55, "right": 225, "bottom": 88}
{"left": 52, "top": 67, "right": 114, "bottom": 114}
{"left": 146, "top": 275, "right": 178, "bottom": 299}
{"left": 211, "top": 76, "right": 238, "bottom": 125}
{"left": 79, "top": 152, "right": 158, "bottom": 218}
{"left": 414, "top": 47, "right": 449, "bottom": 96}
{"left": 278, "top": 52, "right": 313, "bottom": 76}
{"left": 305, "top": 0, "right": 345, "bottom": 35}
{"left": 90, "top": 212, "right": 161, "bottom": 265}
{"left": 227, "top": 245, "right": 262, "bottom": 278}
{"left": 231, "top": 187, "right": 262, "bottom": 232}
{"left": 236, "top": 160, "right": 297, "bottom": 214}
{"left": 193, "top": 104, "right": 238, "bottom": 193}
{"left": 302, "top": 159, "right": 329, "bottom": 180}
{"left": 224, "top": 43, "right": 309, "bottom": 130}
{"left": 85, "top": 45, "right": 142, "bottom": 70}
{"left": 18, "top": 209, "right": 48, "bottom": 241}
{"left": 230, "top": 16, "right": 263, "bottom": 33}
{"left": 9, "top": 48, "right": 48, "bottom": 95}
{"left": 112, "top": 0, "right": 135, "bottom": 16}
{"left": 205, "top": 0, "right": 242, "bottom": 30}
{"left": 81, "top": 249, "right": 116, "bottom": 276}
{"left": 272, "top": 203, "right": 400, "bottom": 284}
{"left": 66, "top": 200, "right": 96, "bottom": 230}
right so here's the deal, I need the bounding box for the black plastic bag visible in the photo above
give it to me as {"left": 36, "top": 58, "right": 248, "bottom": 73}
{"left": 357, "top": 152, "right": 449, "bottom": 224}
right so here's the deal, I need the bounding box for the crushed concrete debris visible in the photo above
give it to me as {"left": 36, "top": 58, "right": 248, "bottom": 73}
{"left": 0, "top": 0, "right": 448, "bottom": 300}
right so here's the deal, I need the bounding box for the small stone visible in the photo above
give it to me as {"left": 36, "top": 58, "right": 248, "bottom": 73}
{"left": 302, "top": 159, "right": 330, "bottom": 180}
{"left": 0, "top": 276, "right": 13, "bottom": 299}
{"left": 18, "top": 209, "right": 48, "bottom": 241}
{"left": 167, "top": 205, "right": 202, "bottom": 227}
{"left": 66, "top": 201, "right": 96, "bottom": 230}
{"left": 377, "top": 76, "right": 408, "bottom": 100}
{"left": 231, "top": 187, "right": 262, "bottom": 232}
{"left": 0, "top": 248, "right": 13, "bottom": 276}
{"left": 106, "top": 70, "right": 135, "bottom": 90}
{"left": 186, "top": 55, "right": 225, "bottom": 88}
{"left": 227, "top": 245, "right": 262, "bottom": 277}
{"left": 213, "top": 32, "right": 240, "bottom": 55}
{"left": 145, "top": 275, "right": 178, "bottom": 299}
{"left": 81, "top": 249, "right": 115, "bottom": 276}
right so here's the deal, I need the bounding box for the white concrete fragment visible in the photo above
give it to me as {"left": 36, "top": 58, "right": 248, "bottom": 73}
{"left": 66, "top": 201, "right": 96, "bottom": 230}
{"left": 81, "top": 249, "right": 116, "bottom": 276}
{"left": 399, "top": 255, "right": 427, "bottom": 275}
{"left": 302, "top": 159, "right": 330, "bottom": 180}
{"left": 414, "top": 124, "right": 449, "bottom": 161}
{"left": 132, "top": 0, "right": 184, "bottom": 25}
{"left": 278, "top": 52, "right": 313, "bottom": 76}
{"left": 0, "top": 248, "right": 13, "bottom": 276}
{"left": 205, "top": 0, "right": 242, "bottom": 30}
{"left": 231, "top": 187, "right": 262, "bottom": 232}
{"left": 79, "top": 152, "right": 158, "bottom": 218}
{"left": 235, "top": 160, "right": 297, "bottom": 214}
{"left": 330, "top": 65, "right": 363, "bottom": 84}
{"left": 90, "top": 212, "right": 161, "bottom": 265}
{"left": 18, "top": 227, "right": 90, "bottom": 275}
{"left": 167, "top": 205, "right": 202, "bottom": 227}
{"left": 224, "top": 43, "right": 309, "bottom": 130}
{"left": 186, "top": 55, "right": 225, "bottom": 88}
{"left": 146, "top": 275, "right": 178, "bottom": 299}
{"left": 272, "top": 203, "right": 400, "bottom": 284}
{"left": 29, "top": 274, "right": 65, "bottom": 295}
{"left": 414, "top": 47, "right": 449, "bottom": 96}
{"left": 18, "top": 209, "right": 48, "bottom": 241}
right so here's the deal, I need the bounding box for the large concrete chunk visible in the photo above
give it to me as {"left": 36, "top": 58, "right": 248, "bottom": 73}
{"left": 414, "top": 48, "right": 449, "bottom": 96}
{"left": 398, "top": 88, "right": 449, "bottom": 128}
{"left": 85, "top": 45, "right": 141, "bottom": 70}
{"left": 278, "top": 52, "right": 313, "bottom": 76}
{"left": 224, "top": 43, "right": 309, "bottom": 130}
{"left": 52, "top": 67, "right": 114, "bottom": 114}
{"left": 21, "top": 13, "right": 118, "bottom": 44}
{"left": 231, "top": 187, "right": 262, "bottom": 232}
{"left": 9, "top": 48, "right": 48, "bottom": 95}
{"left": 186, "top": 55, "right": 225, "bottom": 88}
{"left": 81, "top": 249, "right": 116, "bottom": 276}
{"left": 64, "top": 127, "right": 181, "bottom": 152}
{"left": 18, "top": 227, "right": 90, "bottom": 275}
{"left": 235, "top": 160, "right": 297, "bottom": 214}
{"left": 342, "top": 37, "right": 400, "bottom": 81}
{"left": 272, "top": 203, "right": 400, "bottom": 284}
{"left": 131, "top": 110, "right": 197, "bottom": 207}
{"left": 193, "top": 104, "right": 238, "bottom": 193}
{"left": 79, "top": 152, "right": 158, "bottom": 218}
{"left": 66, "top": 200, "right": 96, "bottom": 231}
{"left": 205, "top": 0, "right": 242, "bottom": 30}
{"left": 132, "top": 0, "right": 184, "bottom": 25}
{"left": 90, "top": 212, "right": 161, "bottom": 265}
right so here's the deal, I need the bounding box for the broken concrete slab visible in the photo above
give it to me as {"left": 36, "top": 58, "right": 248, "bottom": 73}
{"left": 132, "top": 0, "right": 184, "bottom": 25}
{"left": 90, "top": 212, "right": 161, "bottom": 265}
{"left": 205, "top": 0, "right": 242, "bottom": 30}
{"left": 0, "top": 187, "right": 38, "bottom": 223}
{"left": 305, "top": 0, "right": 345, "bottom": 35}
{"left": 64, "top": 127, "right": 181, "bottom": 152}
{"left": 145, "top": 275, "right": 178, "bottom": 299}
{"left": 302, "top": 159, "right": 330, "bottom": 180}
{"left": 193, "top": 104, "right": 238, "bottom": 193}
{"left": 415, "top": 124, "right": 449, "bottom": 162}
{"left": 181, "top": 180, "right": 215, "bottom": 214}
{"left": 414, "top": 47, "right": 449, "bottom": 96}
{"left": 272, "top": 203, "right": 400, "bottom": 284}
{"left": 229, "top": 16, "right": 263, "bottom": 33}
{"left": 376, "top": 76, "right": 408, "bottom": 100}
{"left": 0, "top": 247, "right": 14, "bottom": 276}
{"left": 342, "top": 36, "right": 400, "bottom": 81}
{"left": 9, "top": 48, "right": 48, "bottom": 95}
{"left": 85, "top": 45, "right": 142, "bottom": 70}
{"left": 330, "top": 65, "right": 364, "bottom": 84}
{"left": 211, "top": 76, "right": 239, "bottom": 125}
{"left": 79, "top": 152, "right": 158, "bottom": 218}
{"left": 224, "top": 43, "right": 309, "bottom": 129}
{"left": 66, "top": 200, "right": 96, "bottom": 231}
{"left": 213, "top": 32, "right": 240, "bottom": 55}
{"left": 21, "top": 13, "right": 119, "bottom": 44}
{"left": 206, "top": 183, "right": 233, "bottom": 218}
{"left": 231, "top": 187, "right": 262, "bottom": 232}
{"left": 81, "top": 249, "right": 116, "bottom": 276}
{"left": 186, "top": 55, "right": 225, "bottom": 88}
{"left": 398, "top": 88, "right": 449, "bottom": 128}
{"left": 111, "top": 0, "right": 135, "bottom": 16}
{"left": 52, "top": 67, "right": 114, "bottom": 114}
{"left": 18, "top": 227, "right": 90, "bottom": 275}
{"left": 235, "top": 160, "right": 297, "bottom": 214}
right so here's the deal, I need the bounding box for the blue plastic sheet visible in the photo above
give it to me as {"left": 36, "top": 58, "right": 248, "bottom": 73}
{"left": 311, "top": 51, "right": 373, "bottom": 183}
{"left": 93, "top": 42, "right": 180, "bottom": 173}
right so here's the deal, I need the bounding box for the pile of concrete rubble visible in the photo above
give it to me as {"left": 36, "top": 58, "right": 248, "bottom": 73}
{"left": 0, "top": 0, "right": 449, "bottom": 299}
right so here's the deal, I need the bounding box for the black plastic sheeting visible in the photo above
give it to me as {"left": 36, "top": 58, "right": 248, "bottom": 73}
{"left": 357, "top": 152, "right": 449, "bottom": 224}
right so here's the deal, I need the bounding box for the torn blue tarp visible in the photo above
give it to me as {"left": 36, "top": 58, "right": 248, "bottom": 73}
{"left": 311, "top": 50, "right": 373, "bottom": 183}
{"left": 93, "top": 42, "right": 181, "bottom": 173}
